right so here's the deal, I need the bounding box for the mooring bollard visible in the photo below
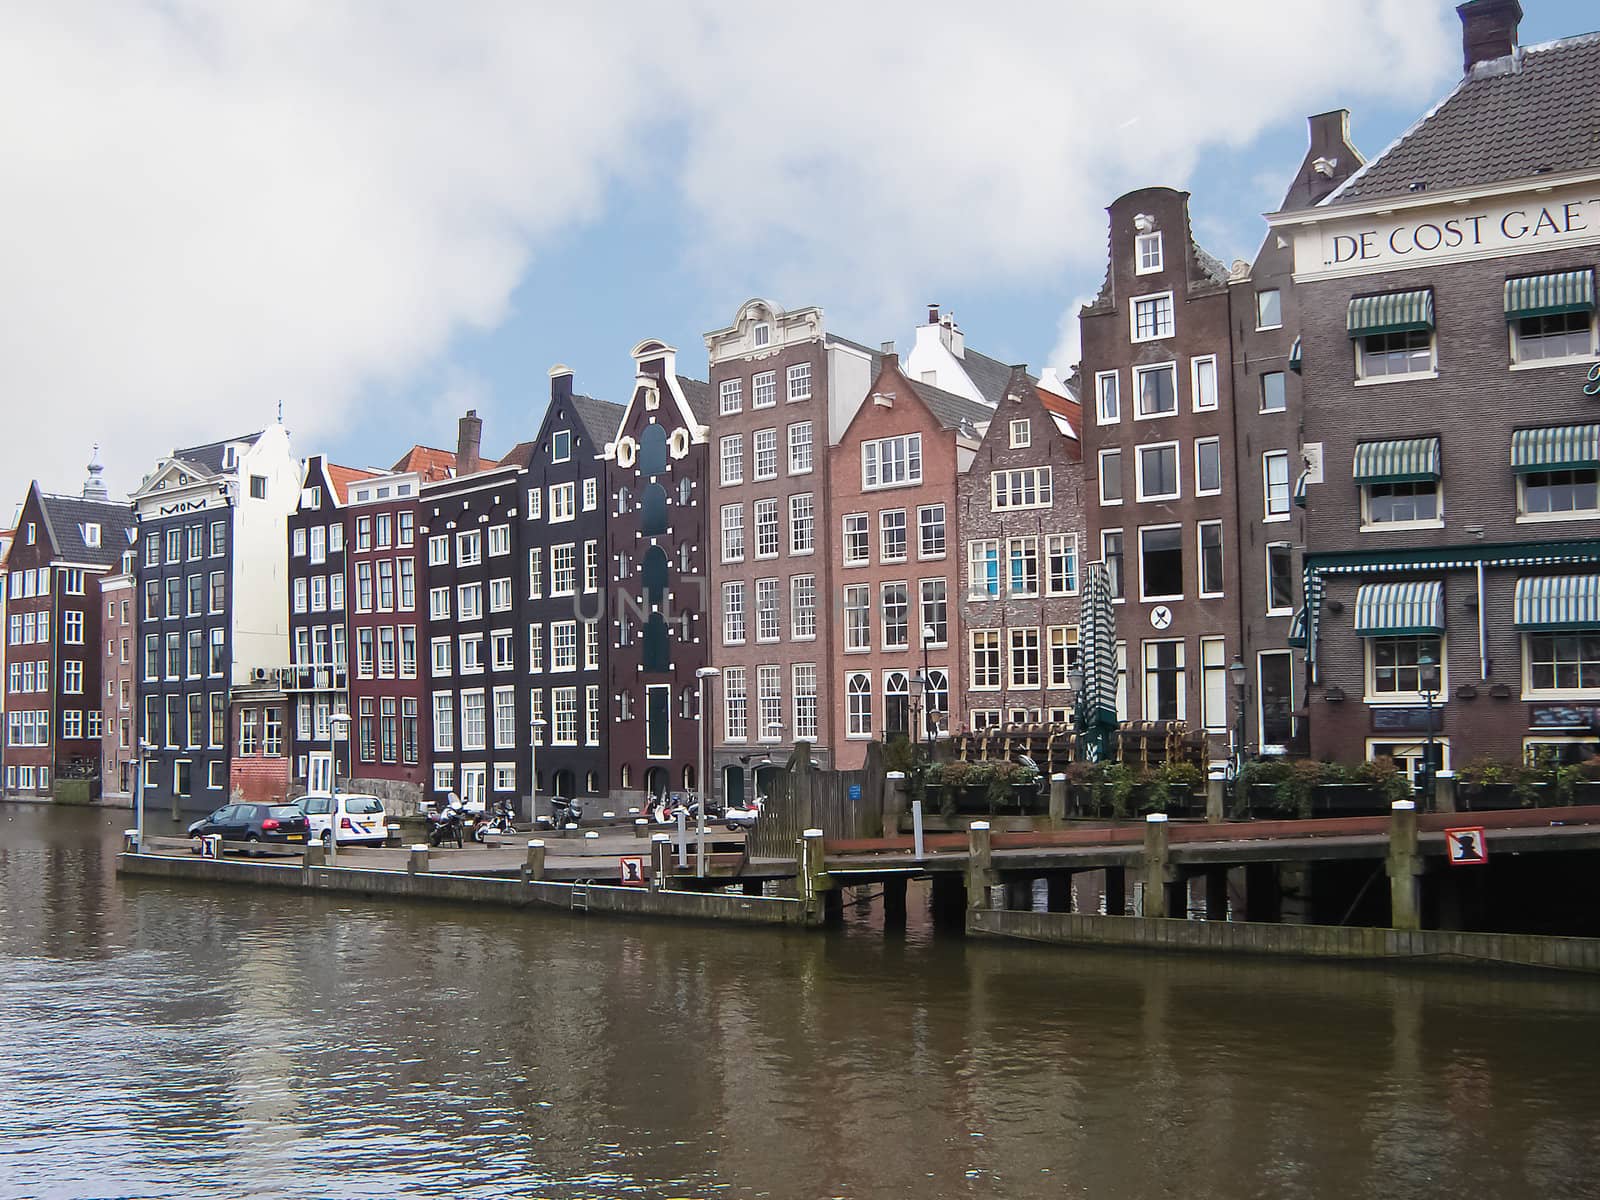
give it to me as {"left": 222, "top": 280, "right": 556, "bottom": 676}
{"left": 602, "top": 811, "right": 616, "bottom": 820}
{"left": 564, "top": 822, "right": 579, "bottom": 840}
{"left": 1387, "top": 800, "right": 1421, "bottom": 931}
{"left": 1434, "top": 769, "right": 1457, "bottom": 814}
{"left": 303, "top": 841, "right": 327, "bottom": 869}
{"left": 123, "top": 829, "right": 140, "bottom": 853}
{"left": 1049, "top": 773, "right": 1068, "bottom": 826}
{"left": 1142, "top": 813, "right": 1172, "bottom": 918}
{"left": 408, "top": 844, "right": 430, "bottom": 874}
{"left": 966, "top": 821, "right": 995, "bottom": 910}
{"left": 883, "top": 770, "right": 907, "bottom": 839}
{"left": 799, "top": 828, "right": 829, "bottom": 907}
{"left": 634, "top": 818, "right": 650, "bottom": 839}
{"left": 525, "top": 839, "right": 546, "bottom": 880}
{"left": 1206, "top": 776, "right": 1226, "bottom": 824}
{"left": 650, "top": 832, "right": 672, "bottom": 891}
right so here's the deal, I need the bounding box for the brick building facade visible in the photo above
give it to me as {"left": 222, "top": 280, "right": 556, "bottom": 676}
{"left": 100, "top": 567, "right": 136, "bottom": 798}
{"left": 829, "top": 360, "right": 989, "bottom": 768}
{"left": 1078, "top": 188, "right": 1240, "bottom": 757}
{"left": 957, "top": 367, "right": 1085, "bottom": 730}
{"left": 704, "top": 299, "right": 877, "bottom": 802}
{"left": 1280, "top": 2, "right": 1600, "bottom": 779}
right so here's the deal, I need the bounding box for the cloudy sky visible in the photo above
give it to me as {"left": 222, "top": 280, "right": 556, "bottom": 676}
{"left": 2, "top": 0, "right": 1592, "bottom": 500}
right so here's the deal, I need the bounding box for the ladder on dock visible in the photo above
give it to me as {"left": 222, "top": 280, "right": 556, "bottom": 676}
{"left": 571, "top": 882, "right": 589, "bottom": 913}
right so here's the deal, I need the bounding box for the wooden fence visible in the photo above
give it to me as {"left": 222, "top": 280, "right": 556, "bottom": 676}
{"left": 748, "top": 742, "right": 884, "bottom": 859}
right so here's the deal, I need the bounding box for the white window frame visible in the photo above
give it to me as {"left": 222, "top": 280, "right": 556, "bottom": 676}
{"left": 1354, "top": 329, "right": 1437, "bottom": 385}
{"left": 1098, "top": 448, "right": 1122, "bottom": 507}
{"left": 1263, "top": 451, "right": 1292, "bottom": 522}
{"left": 1194, "top": 437, "right": 1222, "bottom": 497}
{"left": 1191, "top": 355, "right": 1218, "bottom": 412}
{"left": 1133, "top": 361, "right": 1179, "bottom": 420}
{"left": 787, "top": 421, "right": 814, "bottom": 475}
{"left": 1135, "top": 441, "right": 1181, "bottom": 503}
{"left": 1361, "top": 479, "right": 1444, "bottom": 532}
{"left": 1135, "top": 232, "right": 1163, "bottom": 274}
{"left": 1265, "top": 541, "right": 1295, "bottom": 616}
{"left": 1198, "top": 520, "right": 1225, "bottom": 599}
{"left": 1137, "top": 523, "right": 1184, "bottom": 604}
{"left": 1363, "top": 634, "right": 1447, "bottom": 705}
{"left": 1256, "top": 288, "right": 1283, "bottom": 331}
{"left": 1009, "top": 418, "right": 1031, "bottom": 449}
{"left": 1095, "top": 371, "right": 1120, "bottom": 425}
{"left": 1130, "top": 291, "right": 1175, "bottom": 344}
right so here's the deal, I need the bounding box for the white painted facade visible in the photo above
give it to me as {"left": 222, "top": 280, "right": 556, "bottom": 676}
{"left": 904, "top": 309, "right": 985, "bottom": 406}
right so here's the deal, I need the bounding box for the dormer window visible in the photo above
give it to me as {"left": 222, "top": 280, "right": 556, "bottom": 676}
{"left": 753, "top": 322, "right": 771, "bottom": 348}
{"left": 25, "top": 523, "right": 35, "bottom": 545}
{"left": 553, "top": 429, "right": 572, "bottom": 463}
{"left": 1135, "top": 232, "right": 1163, "bottom": 275}
{"left": 222, "top": 446, "right": 238, "bottom": 470}
{"left": 82, "top": 523, "right": 101, "bottom": 548}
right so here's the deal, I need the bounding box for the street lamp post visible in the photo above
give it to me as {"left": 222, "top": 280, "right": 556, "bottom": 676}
{"left": 920, "top": 624, "right": 937, "bottom": 757}
{"left": 694, "top": 666, "right": 720, "bottom": 877}
{"left": 1066, "top": 664, "right": 1086, "bottom": 762}
{"left": 1228, "top": 654, "right": 1248, "bottom": 791}
{"left": 133, "top": 738, "right": 156, "bottom": 851}
{"left": 530, "top": 715, "right": 547, "bottom": 825}
{"left": 1418, "top": 652, "right": 1440, "bottom": 808}
{"left": 328, "top": 712, "right": 351, "bottom": 797}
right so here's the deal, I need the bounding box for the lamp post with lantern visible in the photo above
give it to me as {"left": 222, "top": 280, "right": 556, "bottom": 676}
{"left": 1418, "top": 651, "right": 1441, "bottom": 807}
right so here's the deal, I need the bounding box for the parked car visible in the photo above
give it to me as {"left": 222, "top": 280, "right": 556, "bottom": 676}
{"left": 187, "top": 804, "right": 310, "bottom": 848}
{"left": 295, "top": 793, "right": 389, "bottom": 848}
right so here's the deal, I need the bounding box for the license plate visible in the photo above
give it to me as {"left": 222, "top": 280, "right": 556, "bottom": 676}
{"left": 288, "top": 834, "right": 304, "bottom": 842}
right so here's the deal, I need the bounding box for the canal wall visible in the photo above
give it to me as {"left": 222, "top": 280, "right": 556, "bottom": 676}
{"left": 117, "top": 852, "right": 811, "bottom": 928}
{"left": 968, "top": 908, "right": 1600, "bottom": 973}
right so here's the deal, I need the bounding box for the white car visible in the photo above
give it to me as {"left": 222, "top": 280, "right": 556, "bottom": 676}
{"left": 297, "top": 793, "right": 389, "bottom": 848}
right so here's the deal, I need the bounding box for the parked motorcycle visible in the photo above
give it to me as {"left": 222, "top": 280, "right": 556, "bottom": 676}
{"left": 472, "top": 798, "right": 519, "bottom": 843}
{"left": 427, "top": 795, "right": 466, "bottom": 848}
{"left": 538, "top": 796, "right": 584, "bottom": 830}
{"left": 724, "top": 795, "right": 762, "bottom": 832}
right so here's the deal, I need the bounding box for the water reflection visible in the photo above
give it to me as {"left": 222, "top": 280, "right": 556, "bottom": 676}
{"left": 3, "top": 802, "right": 1599, "bottom": 1199}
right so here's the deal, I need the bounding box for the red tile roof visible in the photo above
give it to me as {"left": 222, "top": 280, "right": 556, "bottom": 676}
{"left": 326, "top": 463, "right": 380, "bottom": 503}
{"left": 390, "top": 445, "right": 457, "bottom": 481}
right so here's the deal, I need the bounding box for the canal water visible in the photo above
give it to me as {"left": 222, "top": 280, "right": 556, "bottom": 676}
{"left": 3, "top": 804, "right": 1599, "bottom": 1199}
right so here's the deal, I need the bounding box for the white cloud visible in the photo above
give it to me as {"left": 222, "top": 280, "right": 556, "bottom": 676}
{"left": 0, "top": 1, "right": 1458, "bottom": 497}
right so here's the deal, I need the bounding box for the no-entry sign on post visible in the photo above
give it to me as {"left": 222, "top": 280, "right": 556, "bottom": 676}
{"left": 619, "top": 855, "right": 646, "bottom": 886}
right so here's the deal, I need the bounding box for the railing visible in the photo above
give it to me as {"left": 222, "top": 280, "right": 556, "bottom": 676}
{"left": 276, "top": 664, "right": 348, "bottom": 692}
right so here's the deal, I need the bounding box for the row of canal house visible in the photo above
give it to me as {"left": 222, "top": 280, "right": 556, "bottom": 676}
{"left": 14, "top": 0, "right": 1598, "bottom": 811}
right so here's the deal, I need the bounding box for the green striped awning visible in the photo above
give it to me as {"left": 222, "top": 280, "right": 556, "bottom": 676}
{"left": 1347, "top": 289, "right": 1435, "bottom": 338}
{"left": 1505, "top": 270, "right": 1596, "bottom": 320}
{"left": 1354, "top": 581, "right": 1444, "bottom": 636}
{"left": 1511, "top": 425, "right": 1600, "bottom": 473}
{"left": 1514, "top": 575, "right": 1600, "bottom": 630}
{"left": 1288, "top": 335, "right": 1304, "bottom": 374}
{"left": 1286, "top": 606, "right": 1309, "bottom": 649}
{"left": 1353, "top": 437, "right": 1440, "bottom": 484}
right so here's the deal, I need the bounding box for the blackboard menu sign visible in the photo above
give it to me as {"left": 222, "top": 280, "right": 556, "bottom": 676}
{"left": 1529, "top": 705, "right": 1600, "bottom": 731}
{"left": 1371, "top": 707, "right": 1442, "bottom": 733}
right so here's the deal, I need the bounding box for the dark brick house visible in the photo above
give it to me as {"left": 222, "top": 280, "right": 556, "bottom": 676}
{"left": 511, "top": 366, "right": 623, "bottom": 816}
{"left": 1225, "top": 111, "right": 1362, "bottom": 757}
{"left": 957, "top": 367, "right": 1085, "bottom": 730}
{"left": 419, "top": 413, "right": 524, "bottom": 810}
{"left": 1078, "top": 188, "right": 1240, "bottom": 759}
{"left": 603, "top": 340, "right": 711, "bottom": 805}
{"left": 4, "top": 456, "right": 135, "bottom": 797}
{"left": 1279, "top": 1, "right": 1600, "bottom": 779}
{"left": 346, "top": 451, "right": 451, "bottom": 814}
{"left": 284, "top": 455, "right": 374, "bottom": 795}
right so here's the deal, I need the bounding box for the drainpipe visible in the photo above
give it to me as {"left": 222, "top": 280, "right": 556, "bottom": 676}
{"left": 1477, "top": 560, "right": 1488, "bottom": 680}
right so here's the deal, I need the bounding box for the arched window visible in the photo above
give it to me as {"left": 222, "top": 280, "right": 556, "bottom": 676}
{"left": 620, "top": 763, "right": 632, "bottom": 789}
{"left": 643, "top": 613, "right": 670, "bottom": 671}
{"left": 682, "top": 764, "right": 696, "bottom": 791}
{"left": 641, "top": 483, "right": 668, "bottom": 535}
{"left": 616, "top": 486, "right": 631, "bottom": 516}
{"left": 678, "top": 542, "right": 691, "bottom": 572}
{"left": 885, "top": 671, "right": 910, "bottom": 739}
{"left": 640, "top": 424, "right": 668, "bottom": 477}
{"left": 847, "top": 672, "right": 873, "bottom": 737}
{"left": 678, "top": 476, "right": 692, "bottom": 505}
{"left": 925, "top": 669, "right": 949, "bottom": 738}
{"left": 642, "top": 546, "right": 669, "bottom": 607}
{"left": 585, "top": 770, "right": 598, "bottom": 794}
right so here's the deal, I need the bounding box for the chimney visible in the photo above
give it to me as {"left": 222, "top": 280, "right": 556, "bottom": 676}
{"left": 938, "top": 311, "right": 964, "bottom": 358}
{"left": 879, "top": 340, "right": 896, "bottom": 361}
{"left": 549, "top": 363, "right": 575, "bottom": 406}
{"left": 456, "top": 409, "right": 482, "bottom": 477}
{"left": 926, "top": 303, "right": 940, "bottom": 325}
{"left": 1457, "top": 0, "right": 1521, "bottom": 73}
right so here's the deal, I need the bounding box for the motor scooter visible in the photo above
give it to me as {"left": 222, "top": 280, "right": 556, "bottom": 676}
{"left": 538, "top": 796, "right": 584, "bottom": 830}
{"left": 472, "top": 797, "right": 518, "bottom": 843}
{"left": 427, "top": 795, "right": 466, "bottom": 848}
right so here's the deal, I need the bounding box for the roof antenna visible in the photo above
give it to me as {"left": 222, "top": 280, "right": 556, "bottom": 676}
{"left": 277, "top": 396, "right": 284, "bottom": 425}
